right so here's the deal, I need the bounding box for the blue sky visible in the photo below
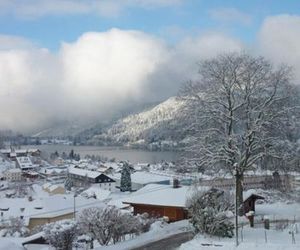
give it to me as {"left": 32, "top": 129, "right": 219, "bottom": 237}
{"left": 0, "top": 0, "right": 300, "bottom": 132}
{"left": 0, "top": 0, "right": 299, "bottom": 50}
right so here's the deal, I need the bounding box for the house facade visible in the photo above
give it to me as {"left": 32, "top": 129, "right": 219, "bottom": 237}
{"left": 4, "top": 168, "right": 23, "bottom": 181}
{"left": 128, "top": 203, "right": 188, "bottom": 222}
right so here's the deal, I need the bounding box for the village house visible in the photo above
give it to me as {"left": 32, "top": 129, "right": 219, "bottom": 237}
{"left": 0, "top": 148, "right": 41, "bottom": 159}
{"left": 123, "top": 183, "right": 265, "bottom": 224}
{"left": 198, "top": 172, "right": 292, "bottom": 191}
{"left": 22, "top": 170, "right": 39, "bottom": 180}
{"left": 122, "top": 183, "right": 190, "bottom": 222}
{"left": 68, "top": 165, "right": 116, "bottom": 191}
{"left": 16, "top": 156, "right": 37, "bottom": 171}
{"left": 4, "top": 168, "right": 23, "bottom": 181}
{"left": 0, "top": 195, "right": 104, "bottom": 230}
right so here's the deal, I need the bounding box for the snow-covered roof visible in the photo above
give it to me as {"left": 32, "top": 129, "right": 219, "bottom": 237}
{"left": 42, "top": 183, "right": 51, "bottom": 189}
{"left": 0, "top": 194, "right": 105, "bottom": 225}
{"left": 0, "top": 148, "right": 39, "bottom": 154}
{"left": 68, "top": 166, "right": 102, "bottom": 179}
{"left": 16, "top": 157, "right": 35, "bottom": 169}
{"left": 81, "top": 185, "right": 111, "bottom": 201}
{"left": 5, "top": 168, "right": 22, "bottom": 173}
{"left": 102, "top": 162, "right": 122, "bottom": 170}
{"left": 111, "top": 171, "right": 171, "bottom": 185}
{"left": 21, "top": 232, "right": 45, "bottom": 245}
{"left": 243, "top": 189, "right": 264, "bottom": 201}
{"left": 122, "top": 184, "right": 191, "bottom": 208}
{"left": 48, "top": 184, "right": 64, "bottom": 192}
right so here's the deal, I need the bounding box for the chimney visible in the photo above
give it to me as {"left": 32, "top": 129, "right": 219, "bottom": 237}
{"left": 173, "top": 178, "right": 180, "bottom": 188}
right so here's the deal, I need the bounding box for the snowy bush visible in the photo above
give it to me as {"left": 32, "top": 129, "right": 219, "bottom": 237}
{"left": 79, "top": 206, "right": 119, "bottom": 245}
{"left": 136, "top": 212, "right": 157, "bottom": 233}
{"left": 0, "top": 217, "right": 29, "bottom": 237}
{"left": 43, "top": 219, "right": 79, "bottom": 250}
{"left": 78, "top": 207, "right": 155, "bottom": 245}
{"left": 187, "top": 188, "right": 234, "bottom": 238}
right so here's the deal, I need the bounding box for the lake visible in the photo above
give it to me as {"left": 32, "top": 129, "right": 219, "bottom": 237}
{"left": 22, "top": 145, "right": 179, "bottom": 164}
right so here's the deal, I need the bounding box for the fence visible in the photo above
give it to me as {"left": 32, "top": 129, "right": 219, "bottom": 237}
{"left": 238, "top": 218, "right": 299, "bottom": 244}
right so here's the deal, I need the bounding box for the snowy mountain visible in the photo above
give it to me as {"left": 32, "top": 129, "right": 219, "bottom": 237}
{"left": 32, "top": 120, "right": 99, "bottom": 138}
{"left": 89, "top": 97, "right": 187, "bottom": 150}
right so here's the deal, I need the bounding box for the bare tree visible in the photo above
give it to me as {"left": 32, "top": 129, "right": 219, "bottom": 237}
{"left": 43, "top": 219, "right": 78, "bottom": 250}
{"left": 78, "top": 206, "right": 120, "bottom": 246}
{"left": 180, "top": 53, "right": 297, "bottom": 206}
{"left": 78, "top": 206, "right": 155, "bottom": 246}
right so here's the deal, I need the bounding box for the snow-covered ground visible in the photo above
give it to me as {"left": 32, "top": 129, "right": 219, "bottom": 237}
{"left": 96, "top": 220, "right": 191, "bottom": 250}
{"left": 179, "top": 225, "right": 300, "bottom": 250}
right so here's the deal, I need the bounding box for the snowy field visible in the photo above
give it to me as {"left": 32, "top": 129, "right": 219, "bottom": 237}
{"left": 179, "top": 225, "right": 300, "bottom": 250}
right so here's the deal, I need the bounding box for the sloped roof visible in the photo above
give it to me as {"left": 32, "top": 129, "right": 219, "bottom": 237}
{"left": 122, "top": 184, "right": 191, "bottom": 208}
{"left": 68, "top": 166, "right": 101, "bottom": 179}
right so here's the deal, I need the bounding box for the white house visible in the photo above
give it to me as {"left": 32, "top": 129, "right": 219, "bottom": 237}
{"left": 4, "top": 168, "right": 23, "bottom": 181}
{"left": 16, "top": 157, "right": 37, "bottom": 170}
{"left": 68, "top": 166, "right": 116, "bottom": 191}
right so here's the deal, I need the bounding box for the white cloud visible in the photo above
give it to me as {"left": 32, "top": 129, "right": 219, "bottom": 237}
{"left": 209, "top": 7, "right": 252, "bottom": 25}
{"left": 0, "top": 35, "right": 35, "bottom": 50}
{"left": 0, "top": 29, "right": 169, "bottom": 131}
{"left": 59, "top": 29, "right": 168, "bottom": 116}
{"left": 258, "top": 15, "right": 300, "bottom": 83}
{"left": 136, "top": 32, "right": 243, "bottom": 101}
{"left": 1, "top": 14, "right": 300, "bottom": 133}
{"left": 0, "top": 0, "right": 183, "bottom": 19}
{"left": 0, "top": 28, "right": 243, "bottom": 132}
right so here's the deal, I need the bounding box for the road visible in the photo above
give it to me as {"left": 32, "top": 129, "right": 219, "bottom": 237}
{"left": 131, "top": 231, "right": 194, "bottom": 250}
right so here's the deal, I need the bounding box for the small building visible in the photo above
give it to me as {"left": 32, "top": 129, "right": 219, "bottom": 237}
{"left": 122, "top": 184, "right": 190, "bottom": 222}
{"left": 243, "top": 190, "right": 264, "bottom": 215}
{"left": 42, "top": 183, "right": 65, "bottom": 195}
{"left": 23, "top": 171, "right": 39, "bottom": 179}
{"left": 68, "top": 166, "right": 116, "bottom": 191}
{"left": 199, "top": 172, "right": 293, "bottom": 191}
{"left": 4, "top": 168, "right": 23, "bottom": 181}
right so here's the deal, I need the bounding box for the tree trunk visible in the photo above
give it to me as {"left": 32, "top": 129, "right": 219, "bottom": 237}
{"left": 236, "top": 172, "right": 244, "bottom": 216}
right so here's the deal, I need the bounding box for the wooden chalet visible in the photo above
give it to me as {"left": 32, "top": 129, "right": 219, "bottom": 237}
{"left": 123, "top": 183, "right": 190, "bottom": 222}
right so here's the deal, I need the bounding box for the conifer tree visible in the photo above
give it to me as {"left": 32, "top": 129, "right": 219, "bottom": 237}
{"left": 120, "top": 162, "right": 132, "bottom": 192}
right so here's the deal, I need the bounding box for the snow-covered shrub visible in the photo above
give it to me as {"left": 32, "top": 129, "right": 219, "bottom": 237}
{"left": 0, "top": 217, "right": 29, "bottom": 237}
{"left": 187, "top": 188, "right": 234, "bottom": 238}
{"left": 43, "top": 219, "right": 79, "bottom": 250}
{"left": 79, "top": 207, "right": 156, "bottom": 245}
{"left": 136, "top": 213, "right": 156, "bottom": 233}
